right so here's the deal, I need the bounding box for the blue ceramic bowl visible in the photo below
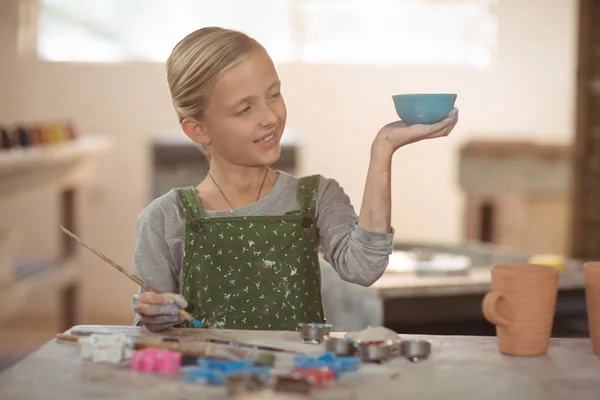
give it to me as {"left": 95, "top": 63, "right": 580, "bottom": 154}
{"left": 392, "top": 93, "right": 457, "bottom": 125}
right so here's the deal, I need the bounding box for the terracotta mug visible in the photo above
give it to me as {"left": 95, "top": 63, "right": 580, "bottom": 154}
{"left": 482, "top": 263, "right": 559, "bottom": 356}
{"left": 584, "top": 262, "right": 600, "bottom": 355}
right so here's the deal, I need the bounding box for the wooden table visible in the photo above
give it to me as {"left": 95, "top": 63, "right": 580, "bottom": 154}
{"left": 0, "top": 325, "right": 599, "bottom": 399}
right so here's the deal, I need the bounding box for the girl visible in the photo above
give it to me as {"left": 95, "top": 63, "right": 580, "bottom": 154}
{"left": 132, "top": 27, "right": 458, "bottom": 332}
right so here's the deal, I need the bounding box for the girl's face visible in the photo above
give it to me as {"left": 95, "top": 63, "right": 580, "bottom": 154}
{"left": 200, "top": 49, "right": 287, "bottom": 167}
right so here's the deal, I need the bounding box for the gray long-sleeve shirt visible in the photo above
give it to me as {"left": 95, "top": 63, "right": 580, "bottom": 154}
{"left": 132, "top": 171, "right": 394, "bottom": 308}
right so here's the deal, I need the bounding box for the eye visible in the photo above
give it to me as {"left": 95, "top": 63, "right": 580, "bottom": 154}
{"left": 270, "top": 92, "right": 282, "bottom": 100}
{"left": 235, "top": 106, "right": 251, "bottom": 116}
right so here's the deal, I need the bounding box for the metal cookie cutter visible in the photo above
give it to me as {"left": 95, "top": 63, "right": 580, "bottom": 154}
{"left": 355, "top": 340, "right": 394, "bottom": 363}
{"left": 226, "top": 373, "right": 268, "bottom": 397}
{"left": 400, "top": 340, "right": 431, "bottom": 362}
{"left": 273, "top": 373, "right": 311, "bottom": 395}
{"left": 323, "top": 335, "right": 356, "bottom": 356}
{"left": 297, "top": 323, "right": 332, "bottom": 344}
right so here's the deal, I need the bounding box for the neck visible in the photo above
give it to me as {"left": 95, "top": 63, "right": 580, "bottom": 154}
{"left": 207, "top": 157, "right": 270, "bottom": 193}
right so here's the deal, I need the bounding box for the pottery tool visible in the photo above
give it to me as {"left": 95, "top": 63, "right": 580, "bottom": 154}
{"left": 58, "top": 226, "right": 203, "bottom": 328}
{"left": 198, "top": 337, "right": 302, "bottom": 354}
{"left": 55, "top": 334, "right": 275, "bottom": 366}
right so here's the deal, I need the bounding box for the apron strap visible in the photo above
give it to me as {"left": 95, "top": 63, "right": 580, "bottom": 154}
{"left": 176, "top": 186, "right": 206, "bottom": 221}
{"left": 297, "top": 174, "right": 320, "bottom": 218}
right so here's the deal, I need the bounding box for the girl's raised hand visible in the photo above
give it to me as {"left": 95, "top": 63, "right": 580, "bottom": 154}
{"left": 373, "top": 108, "right": 459, "bottom": 156}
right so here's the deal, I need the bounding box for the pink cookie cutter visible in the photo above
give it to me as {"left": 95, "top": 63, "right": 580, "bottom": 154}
{"left": 131, "top": 348, "right": 182, "bottom": 375}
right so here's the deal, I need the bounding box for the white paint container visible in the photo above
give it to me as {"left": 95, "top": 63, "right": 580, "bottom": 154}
{"left": 78, "top": 334, "right": 132, "bottom": 363}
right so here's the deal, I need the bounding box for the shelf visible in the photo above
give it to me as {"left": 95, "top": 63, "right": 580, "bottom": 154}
{"left": 0, "top": 259, "right": 79, "bottom": 324}
{"left": 0, "top": 135, "right": 111, "bottom": 329}
{"left": 0, "top": 136, "right": 112, "bottom": 198}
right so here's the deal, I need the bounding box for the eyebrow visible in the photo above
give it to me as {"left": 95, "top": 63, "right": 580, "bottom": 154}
{"left": 267, "top": 80, "right": 281, "bottom": 91}
{"left": 228, "top": 81, "right": 281, "bottom": 110}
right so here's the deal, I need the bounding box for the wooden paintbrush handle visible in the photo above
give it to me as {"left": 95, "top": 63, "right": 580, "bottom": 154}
{"left": 179, "top": 309, "right": 196, "bottom": 321}
{"left": 59, "top": 226, "right": 203, "bottom": 327}
{"left": 56, "top": 333, "right": 211, "bottom": 356}
{"left": 54, "top": 334, "right": 259, "bottom": 360}
{"left": 56, "top": 334, "right": 80, "bottom": 342}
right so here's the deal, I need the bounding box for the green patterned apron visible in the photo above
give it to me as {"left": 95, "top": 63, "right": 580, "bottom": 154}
{"left": 176, "top": 175, "right": 325, "bottom": 330}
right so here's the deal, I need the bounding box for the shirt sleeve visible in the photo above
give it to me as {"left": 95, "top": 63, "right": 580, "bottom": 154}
{"left": 315, "top": 176, "right": 394, "bottom": 287}
{"left": 131, "top": 203, "right": 181, "bottom": 323}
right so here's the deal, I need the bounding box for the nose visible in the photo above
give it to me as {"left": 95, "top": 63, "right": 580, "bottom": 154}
{"left": 259, "top": 102, "right": 280, "bottom": 127}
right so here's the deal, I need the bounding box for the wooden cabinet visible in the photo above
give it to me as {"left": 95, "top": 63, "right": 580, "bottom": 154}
{"left": 570, "top": 0, "right": 600, "bottom": 259}
{"left": 458, "top": 141, "right": 571, "bottom": 254}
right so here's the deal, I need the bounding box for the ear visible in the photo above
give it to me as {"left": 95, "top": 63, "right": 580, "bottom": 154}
{"left": 181, "top": 117, "right": 211, "bottom": 146}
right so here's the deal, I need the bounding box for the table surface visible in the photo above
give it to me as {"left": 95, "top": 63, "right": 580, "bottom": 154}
{"left": 372, "top": 267, "right": 586, "bottom": 299}
{"left": 0, "top": 325, "right": 599, "bottom": 399}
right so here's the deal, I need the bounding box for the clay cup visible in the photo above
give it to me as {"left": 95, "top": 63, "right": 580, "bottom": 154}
{"left": 584, "top": 262, "right": 600, "bottom": 355}
{"left": 482, "top": 263, "right": 559, "bottom": 356}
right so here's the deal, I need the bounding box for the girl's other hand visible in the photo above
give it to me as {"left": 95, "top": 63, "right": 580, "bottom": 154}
{"left": 134, "top": 292, "right": 188, "bottom": 332}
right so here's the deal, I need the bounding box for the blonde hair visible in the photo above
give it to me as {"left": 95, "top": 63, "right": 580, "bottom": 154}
{"left": 166, "top": 27, "right": 265, "bottom": 158}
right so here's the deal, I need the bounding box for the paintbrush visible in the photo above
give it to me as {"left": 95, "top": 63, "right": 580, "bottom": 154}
{"left": 197, "top": 337, "right": 302, "bottom": 354}
{"left": 58, "top": 226, "right": 203, "bottom": 328}
{"left": 55, "top": 333, "right": 276, "bottom": 366}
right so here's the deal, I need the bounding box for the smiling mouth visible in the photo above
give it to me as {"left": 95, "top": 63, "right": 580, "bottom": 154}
{"left": 254, "top": 133, "right": 276, "bottom": 143}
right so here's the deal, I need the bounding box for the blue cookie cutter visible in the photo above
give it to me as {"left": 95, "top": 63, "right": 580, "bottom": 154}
{"left": 293, "top": 352, "right": 360, "bottom": 376}
{"left": 184, "top": 359, "right": 270, "bottom": 386}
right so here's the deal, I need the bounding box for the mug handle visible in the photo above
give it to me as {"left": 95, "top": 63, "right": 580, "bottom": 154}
{"left": 482, "top": 291, "right": 512, "bottom": 327}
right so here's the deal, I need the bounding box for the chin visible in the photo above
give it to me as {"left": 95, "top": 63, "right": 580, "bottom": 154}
{"left": 260, "top": 145, "right": 282, "bottom": 166}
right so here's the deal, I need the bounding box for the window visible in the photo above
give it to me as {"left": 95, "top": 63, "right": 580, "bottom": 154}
{"left": 300, "top": 0, "right": 498, "bottom": 67}
{"left": 35, "top": 0, "right": 295, "bottom": 63}
{"left": 29, "top": 0, "right": 498, "bottom": 67}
